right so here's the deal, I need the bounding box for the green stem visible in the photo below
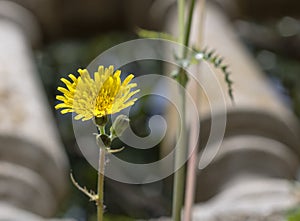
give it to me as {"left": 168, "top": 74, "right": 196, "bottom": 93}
{"left": 177, "top": 0, "right": 185, "bottom": 45}
{"left": 99, "top": 126, "right": 106, "bottom": 135}
{"left": 97, "top": 147, "right": 105, "bottom": 221}
{"left": 184, "top": 0, "right": 196, "bottom": 55}
{"left": 172, "top": 93, "right": 187, "bottom": 221}
{"left": 97, "top": 125, "right": 106, "bottom": 221}
{"left": 172, "top": 2, "right": 185, "bottom": 220}
{"left": 172, "top": 0, "right": 197, "bottom": 221}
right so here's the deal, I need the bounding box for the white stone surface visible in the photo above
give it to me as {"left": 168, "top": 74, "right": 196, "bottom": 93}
{"left": 162, "top": 2, "right": 300, "bottom": 221}
{"left": 0, "top": 11, "right": 69, "bottom": 219}
{"left": 192, "top": 178, "right": 300, "bottom": 221}
{"left": 0, "top": 202, "right": 76, "bottom": 221}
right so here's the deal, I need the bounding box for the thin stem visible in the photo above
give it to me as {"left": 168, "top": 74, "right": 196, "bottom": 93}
{"left": 184, "top": 1, "right": 206, "bottom": 220}
{"left": 177, "top": 0, "right": 185, "bottom": 45}
{"left": 172, "top": 0, "right": 197, "bottom": 221}
{"left": 196, "top": 0, "right": 206, "bottom": 47}
{"left": 99, "top": 126, "right": 106, "bottom": 135}
{"left": 183, "top": 125, "right": 197, "bottom": 221}
{"left": 97, "top": 125, "right": 107, "bottom": 221}
{"left": 97, "top": 147, "right": 105, "bottom": 221}
{"left": 184, "top": 0, "right": 196, "bottom": 55}
{"left": 172, "top": 93, "right": 187, "bottom": 221}
{"left": 70, "top": 173, "right": 98, "bottom": 202}
{"left": 172, "top": 1, "right": 186, "bottom": 221}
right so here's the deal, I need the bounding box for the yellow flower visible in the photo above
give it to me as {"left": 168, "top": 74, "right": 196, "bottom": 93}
{"left": 55, "top": 65, "right": 139, "bottom": 121}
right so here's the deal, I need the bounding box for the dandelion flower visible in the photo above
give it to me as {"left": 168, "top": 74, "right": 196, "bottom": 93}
{"left": 55, "top": 65, "right": 139, "bottom": 121}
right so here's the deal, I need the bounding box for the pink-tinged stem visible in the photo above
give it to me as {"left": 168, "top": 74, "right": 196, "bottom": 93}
{"left": 183, "top": 1, "right": 206, "bottom": 219}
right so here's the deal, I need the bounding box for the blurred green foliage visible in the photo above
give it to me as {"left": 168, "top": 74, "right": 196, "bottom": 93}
{"left": 287, "top": 208, "right": 300, "bottom": 221}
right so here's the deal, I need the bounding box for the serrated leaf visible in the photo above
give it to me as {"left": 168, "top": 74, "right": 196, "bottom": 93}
{"left": 192, "top": 47, "right": 235, "bottom": 103}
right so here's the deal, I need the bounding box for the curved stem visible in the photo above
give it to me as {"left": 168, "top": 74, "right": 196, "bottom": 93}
{"left": 70, "top": 173, "right": 98, "bottom": 201}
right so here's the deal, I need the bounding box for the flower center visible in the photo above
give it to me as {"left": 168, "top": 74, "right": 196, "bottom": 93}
{"left": 94, "top": 75, "right": 120, "bottom": 116}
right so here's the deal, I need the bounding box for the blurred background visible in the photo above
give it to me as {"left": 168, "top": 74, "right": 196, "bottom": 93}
{"left": 0, "top": 0, "right": 300, "bottom": 220}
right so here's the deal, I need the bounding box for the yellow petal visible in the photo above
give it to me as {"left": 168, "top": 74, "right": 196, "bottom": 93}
{"left": 122, "top": 74, "right": 134, "bottom": 86}
{"left": 55, "top": 65, "right": 139, "bottom": 121}
{"left": 68, "top": 74, "right": 77, "bottom": 82}
{"left": 57, "top": 87, "right": 70, "bottom": 95}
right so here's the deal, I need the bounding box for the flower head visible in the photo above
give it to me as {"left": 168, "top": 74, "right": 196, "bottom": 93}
{"left": 55, "top": 65, "right": 139, "bottom": 121}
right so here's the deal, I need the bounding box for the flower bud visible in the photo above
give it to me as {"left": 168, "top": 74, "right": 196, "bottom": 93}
{"left": 110, "top": 114, "right": 130, "bottom": 137}
{"left": 97, "top": 134, "right": 111, "bottom": 147}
